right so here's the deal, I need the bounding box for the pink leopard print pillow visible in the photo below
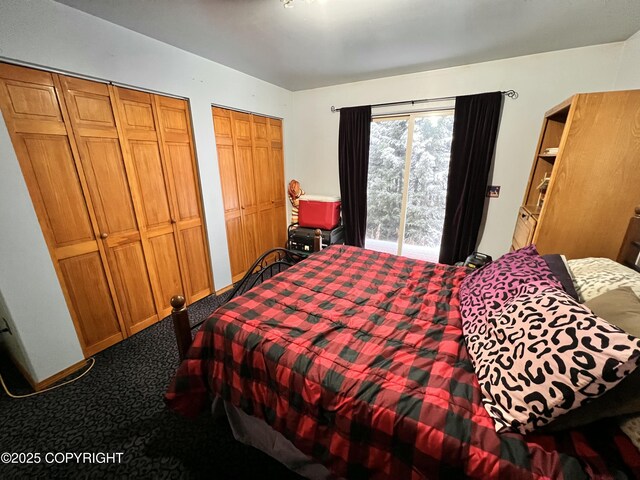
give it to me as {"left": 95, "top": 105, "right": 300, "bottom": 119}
{"left": 459, "top": 245, "right": 563, "bottom": 337}
{"left": 467, "top": 286, "right": 640, "bottom": 434}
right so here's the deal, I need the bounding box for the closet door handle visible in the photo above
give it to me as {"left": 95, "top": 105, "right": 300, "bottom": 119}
{"left": 100, "top": 232, "right": 108, "bottom": 239}
{"left": 171, "top": 218, "right": 177, "bottom": 224}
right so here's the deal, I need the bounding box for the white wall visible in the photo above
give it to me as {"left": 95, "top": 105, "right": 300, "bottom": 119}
{"left": 0, "top": 0, "right": 293, "bottom": 382}
{"left": 615, "top": 29, "right": 640, "bottom": 89}
{"left": 290, "top": 43, "right": 625, "bottom": 259}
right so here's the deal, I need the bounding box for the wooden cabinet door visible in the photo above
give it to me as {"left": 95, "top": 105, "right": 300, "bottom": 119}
{"left": 60, "top": 76, "right": 158, "bottom": 335}
{"left": 112, "top": 87, "right": 185, "bottom": 317}
{"left": 0, "top": 64, "right": 124, "bottom": 356}
{"left": 154, "top": 95, "right": 213, "bottom": 304}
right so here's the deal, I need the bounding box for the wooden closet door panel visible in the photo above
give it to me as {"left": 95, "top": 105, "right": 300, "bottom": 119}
{"left": 147, "top": 233, "right": 184, "bottom": 316}
{"left": 4, "top": 82, "right": 61, "bottom": 120}
{"left": 217, "top": 144, "right": 241, "bottom": 213}
{"left": 106, "top": 242, "right": 157, "bottom": 333}
{"left": 59, "top": 252, "right": 123, "bottom": 355}
{"left": 275, "top": 204, "right": 288, "bottom": 248}
{"left": 115, "top": 89, "right": 157, "bottom": 142}
{"left": 253, "top": 144, "right": 272, "bottom": 208}
{"left": 242, "top": 212, "right": 261, "bottom": 264}
{"left": 212, "top": 109, "right": 233, "bottom": 140}
{"left": 0, "top": 64, "right": 66, "bottom": 135}
{"left": 213, "top": 107, "right": 251, "bottom": 278}
{"left": 269, "top": 118, "right": 283, "bottom": 144}
{"left": 155, "top": 96, "right": 213, "bottom": 301}
{"left": 257, "top": 207, "right": 276, "bottom": 254}
{"left": 235, "top": 145, "right": 257, "bottom": 211}
{"left": 165, "top": 142, "right": 200, "bottom": 221}
{"left": 269, "top": 117, "right": 286, "bottom": 207}
{"left": 78, "top": 138, "right": 138, "bottom": 235}
{"left": 270, "top": 145, "right": 286, "bottom": 206}
{"left": 252, "top": 115, "right": 269, "bottom": 143}
{"left": 231, "top": 111, "right": 252, "bottom": 144}
{"left": 269, "top": 118, "right": 286, "bottom": 247}
{"left": 20, "top": 135, "right": 96, "bottom": 247}
{"left": 225, "top": 214, "right": 247, "bottom": 279}
{"left": 251, "top": 114, "right": 275, "bottom": 253}
{"left": 128, "top": 141, "right": 173, "bottom": 229}
{"left": 61, "top": 78, "right": 117, "bottom": 137}
{"left": 156, "top": 97, "right": 191, "bottom": 144}
{"left": 180, "top": 226, "right": 212, "bottom": 302}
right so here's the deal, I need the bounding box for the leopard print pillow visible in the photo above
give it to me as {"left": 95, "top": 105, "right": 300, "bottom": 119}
{"left": 466, "top": 286, "right": 640, "bottom": 434}
{"left": 459, "top": 244, "right": 563, "bottom": 336}
{"left": 567, "top": 257, "right": 640, "bottom": 302}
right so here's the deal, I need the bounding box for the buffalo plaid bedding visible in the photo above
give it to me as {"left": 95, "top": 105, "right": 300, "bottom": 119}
{"left": 166, "top": 245, "right": 640, "bottom": 479}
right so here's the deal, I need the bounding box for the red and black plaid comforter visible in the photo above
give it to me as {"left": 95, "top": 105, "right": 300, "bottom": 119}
{"left": 166, "top": 245, "right": 640, "bottom": 479}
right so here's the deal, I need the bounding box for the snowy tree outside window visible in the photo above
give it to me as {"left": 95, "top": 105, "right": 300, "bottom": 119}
{"left": 365, "top": 112, "right": 454, "bottom": 262}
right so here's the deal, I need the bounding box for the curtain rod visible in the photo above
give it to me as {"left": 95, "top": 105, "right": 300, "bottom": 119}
{"left": 330, "top": 89, "right": 518, "bottom": 113}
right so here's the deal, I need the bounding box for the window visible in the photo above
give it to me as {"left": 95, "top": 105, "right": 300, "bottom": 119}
{"left": 365, "top": 111, "right": 454, "bottom": 261}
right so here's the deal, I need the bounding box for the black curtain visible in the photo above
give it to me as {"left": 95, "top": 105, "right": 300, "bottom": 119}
{"left": 439, "top": 92, "right": 503, "bottom": 265}
{"left": 338, "top": 105, "right": 371, "bottom": 247}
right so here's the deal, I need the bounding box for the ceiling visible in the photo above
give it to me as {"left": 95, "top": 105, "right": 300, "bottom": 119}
{"left": 55, "top": 0, "right": 640, "bottom": 91}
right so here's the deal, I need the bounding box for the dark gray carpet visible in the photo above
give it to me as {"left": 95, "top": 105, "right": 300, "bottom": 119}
{"left": 0, "top": 293, "right": 304, "bottom": 479}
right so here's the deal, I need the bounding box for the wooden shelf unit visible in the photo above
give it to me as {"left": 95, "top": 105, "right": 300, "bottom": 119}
{"left": 512, "top": 90, "right": 640, "bottom": 259}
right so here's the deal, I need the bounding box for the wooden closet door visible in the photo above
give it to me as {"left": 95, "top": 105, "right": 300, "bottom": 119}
{"left": 0, "top": 64, "right": 124, "bottom": 356}
{"left": 111, "top": 87, "right": 184, "bottom": 317}
{"left": 213, "top": 108, "right": 288, "bottom": 281}
{"left": 252, "top": 115, "right": 278, "bottom": 254}
{"left": 59, "top": 76, "right": 158, "bottom": 335}
{"left": 212, "top": 107, "right": 249, "bottom": 280}
{"left": 269, "top": 118, "right": 288, "bottom": 248}
{"left": 154, "top": 95, "right": 213, "bottom": 304}
{"left": 231, "top": 111, "right": 262, "bottom": 267}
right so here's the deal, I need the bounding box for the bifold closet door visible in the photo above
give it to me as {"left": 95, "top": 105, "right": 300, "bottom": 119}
{"left": 231, "top": 111, "right": 262, "bottom": 266}
{"left": 268, "top": 118, "right": 288, "bottom": 249}
{"left": 0, "top": 64, "right": 125, "bottom": 355}
{"left": 59, "top": 76, "right": 159, "bottom": 336}
{"left": 213, "top": 107, "right": 287, "bottom": 281}
{"left": 111, "top": 87, "right": 185, "bottom": 318}
{"left": 113, "top": 87, "right": 213, "bottom": 311}
{"left": 154, "top": 96, "right": 213, "bottom": 304}
{"left": 0, "top": 62, "right": 213, "bottom": 357}
{"left": 212, "top": 107, "right": 249, "bottom": 280}
{"left": 252, "top": 115, "right": 277, "bottom": 255}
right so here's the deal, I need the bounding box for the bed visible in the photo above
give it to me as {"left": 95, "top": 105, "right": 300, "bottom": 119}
{"left": 166, "top": 207, "right": 640, "bottom": 479}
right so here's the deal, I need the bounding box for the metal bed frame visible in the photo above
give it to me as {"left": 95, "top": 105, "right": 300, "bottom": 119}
{"left": 170, "top": 247, "right": 308, "bottom": 360}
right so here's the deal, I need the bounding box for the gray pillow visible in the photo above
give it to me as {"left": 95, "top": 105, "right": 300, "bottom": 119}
{"left": 585, "top": 286, "right": 640, "bottom": 338}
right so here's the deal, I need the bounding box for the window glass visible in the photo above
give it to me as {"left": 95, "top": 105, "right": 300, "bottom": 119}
{"left": 365, "top": 111, "right": 453, "bottom": 262}
{"left": 404, "top": 113, "right": 453, "bottom": 261}
{"left": 365, "top": 118, "right": 407, "bottom": 255}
